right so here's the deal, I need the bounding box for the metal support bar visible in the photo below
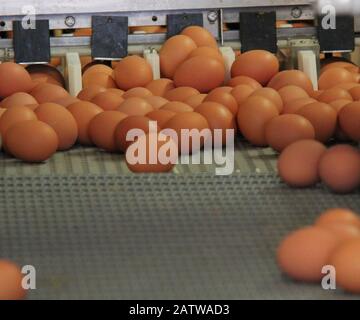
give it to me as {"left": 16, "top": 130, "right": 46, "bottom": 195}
{"left": 0, "top": 1, "right": 313, "bottom": 16}
{"left": 0, "top": 4, "right": 313, "bottom": 31}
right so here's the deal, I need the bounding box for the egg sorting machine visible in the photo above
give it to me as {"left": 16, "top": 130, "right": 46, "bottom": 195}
{"left": 0, "top": 0, "right": 360, "bottom": 300}
{"left": 1, "top": 0, "right": 359, "bottom": 94}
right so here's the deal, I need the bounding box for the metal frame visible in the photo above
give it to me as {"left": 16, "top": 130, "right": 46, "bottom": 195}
{"left": 0, "top": 28, "right": 320, "bottom": 61}
{"left": 0, "top": 1, "right": 314, "bottom": 31}
{"left": 0, "top": 0, "right": 356, "bottom": 60}
{"left": 0, "top": 0, "right": 313, "bottom": 15}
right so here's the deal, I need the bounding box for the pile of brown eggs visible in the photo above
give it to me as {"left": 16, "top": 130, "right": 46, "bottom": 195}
{"left": 0, "top": 25, "right": 359, "bottom": 182}
{"left": 278, "top": 208, "right": 360, "bottom": 294}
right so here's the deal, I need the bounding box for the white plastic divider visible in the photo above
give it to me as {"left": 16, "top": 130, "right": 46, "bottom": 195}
{"left": 297, "top": 50, "right": 318, "bottom": 91}
{"left": 65, "top": 52, "right": 82, "bottom": 97}
{"left": 143, "top": 49, "right": 160, "bottom": 80}
{"left": 351, "top": 46, "right": 360, "bottom": 67}
{"left": 219, "top": 46, "right": 235, "bottom": 83}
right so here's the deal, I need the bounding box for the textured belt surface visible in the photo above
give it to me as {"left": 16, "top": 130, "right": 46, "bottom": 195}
{"left": 0, "top": 172, "right": 359, "bottom": 300}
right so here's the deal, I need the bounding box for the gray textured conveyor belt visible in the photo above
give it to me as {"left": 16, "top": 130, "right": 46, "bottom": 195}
{"left": 0, "top": 139, "right": 278, "bottom": 176}
{"left": 0, "top": 142, "right": 359, "bottom": 300}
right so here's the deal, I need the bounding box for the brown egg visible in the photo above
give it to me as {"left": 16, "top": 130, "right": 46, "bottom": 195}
{"left": 82, "top": 62, "right": 113, "bottom": 75}
{"left": 114, "top": 116, "right": 159, "bottom": 152}
{"left": 0, "top": 105, "right": 37, "bottom": 138}
{"left": 67, "top": 101, "right": 103, "bottom": 145}
{"left": 82, "top": 64, "right": 114, "bottom": 80}
{"left": 188, "top": 46, "right": 224, "bottom": 63}
{"left": 35, "top": 103, "right": 78, "bottom": 150}
{"left": 106, "top": 88, "right": 125, "bottom": 98}
{"left": 24, "top": 104, "right": 39, "bottom": 111}
{"left": 277, "top": 139, "right": 326, "bottom": 187}
{"left": 319, "top": 68, "right": 356, "bottom": 90}
{"left": 227, "top": 76, "right": 262, "bottom": 90}
{"left": 319, "top": 223, "right": 360, "bottom": 242}
{"left": 237, "top": 96, "right": 279, "bottom": 146}
{"left": 4, "top": 120, "right": 58, "bottom": 162}
{"left": 145, "top": 96, "right": 169, "bottom": 109}
{"left": 321, "top": 61, "right": 357, "bottom": 73}
{"left": 30, "top": 83, "right": 69, "bottom": 104}
{"left": 346, "top": 66, "right": 360, "bottom": 76}
{"left": 161, "top": 101, "right": 193, "bottom": 113}
{"left": 117, "top": 97, "right": 154, "bottom": 116}
{"left": 126, "top": 133, "right": 178, "bottom": 173}
{"left": 26, "top": 64, "right": 66, "bottom": 88}
{"left": 123, "top": 87, "right": 153, "bottom": 99}
{"left": 114, "top": 56, "right": 153, "bottom": 90}
{"left": 30, "top": 73, "right": 63, "bottom": 87}
{"left": 334, "top": 82, "right": 360, "bottom": 91}
{"left": 277, "top": 226, "right": 339, "bottom": 282}
{"left": 180, "top": 26, "right": 217, "bottom": 49}
{"left": 88, "top": 111, "right": 128, "bottom": 152}
{"left": 318, "top": 87, "right": 353, "bottom": 103}
{"left": 338, "top": 102, "right": 360, "bottom": 141}
{"left": 315, "top": 208, "right": 360, "bottom": 228}
{"left": 91, "top": 91, "right": 124, "bottom": 111}
{"left": 210, "top": 87, "right": 233, "bottom": 94}
{"left": 83, "top": 71, "right": 117, "bottom": 88}
{"left": 52, "top": 96, "right": 80, "bottom": 108}
{"left": 77, "top": 85, "right": 106, "bottom": 101}
{"left": 278, "top": 85, "right": 309, "bottom": 105}
{"left": 0, "top": 62, "right": 33, "bottom": 98}
{"left": 250, "top": 88, "right": 283, "bottom": 113}
{"left": 0, "top": 92, "right": 38, "bottom": 109}
{"left": 329, "top": 99, "right": 352, "bottom": 113}
{"left": 268, "top": 70, "right": 314, "bottom": 95}
{"left": 164, "top": 87, "right": 200, "bottom": 102}
{"left": 230, "top": 85, "right": 255, "bottom": 106}
{"left": 174, "top": 56, "right": 225, "bottom": 93}
{"left": 318, "top": 144, "right": 360, "bottom": 193}
{"left": 296, "top": 102, "right": 337, "bottom": 142}
{"left": 204, "top": 89, "right": 238, "bottom": 115}
{"left": 184, "top": 94, "right": 207, "bottom": 108}
{"left": 329, "top": 239, "right": 360, "bottom": 293}
{"left": 195, "top": 102, "right": 236, "bottom": 145}
{"left": 349, "top": 86, "right": 360, "bottom": 100}
{"left": 231, "top": 50, "right": 279, "bottom": 85}
{"left": 265, "top": 114, "right": 315, "bottom": 152}
{"left": 164, "top": 112, "right": 210, "bottom": 154}
{"left": 282, "top": 97, "right": 316, "bottom": 114}
{"left": 145, "top": 78, "right": 175, "bottom": 96}
{"left": 159, "top": 35, "right": 197, "bottom": 78}
{"left": 147, "top": 109, "right": 176, "bottom": 128}
{"left": 0, "top": 260, "right": 26, "bottom": 300}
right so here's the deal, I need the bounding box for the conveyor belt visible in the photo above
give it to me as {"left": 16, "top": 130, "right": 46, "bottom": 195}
{"left": 0, "top": 140, "right": 278, "bottom": 176}
{"left": 0, "top": 142, "right": 359, "bottom": 300}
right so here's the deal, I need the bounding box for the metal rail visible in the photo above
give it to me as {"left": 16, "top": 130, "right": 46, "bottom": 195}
{"left": 0, "top": 1, "right": 314, "bottom": 31}
{"left": 0, "top": 27, "right": 321, "bottom": 60}
{"left": 0, "top": 0, "right": 314, "bottom": 15}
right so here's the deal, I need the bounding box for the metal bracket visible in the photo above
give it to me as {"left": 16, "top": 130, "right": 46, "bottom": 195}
{"left": 91, "top": 15, "right": 128, "bottom": 60}
{"left": 317, "top": 15, "right": 354, "bottom": 53}
{"left": 239, "top": 11, "right": 277, "bottom": 53}
{"left": 13, "top": 20, "right": 50, "bottom": 63}
{"left": 166, "top": 13, "right": 203, "bottom": 38}
{"left": 286, "top": 38, "right": 320, "bottom": 90}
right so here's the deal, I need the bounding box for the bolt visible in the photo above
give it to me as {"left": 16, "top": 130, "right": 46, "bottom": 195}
{"left": 291, "top": 7, "right": 302, "bottom": 19}
{"left": 65, "top": 16, "right": 76, "bottom": 28}
{"left": 207, "top": 11, "right": 218, "bottom": 23}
